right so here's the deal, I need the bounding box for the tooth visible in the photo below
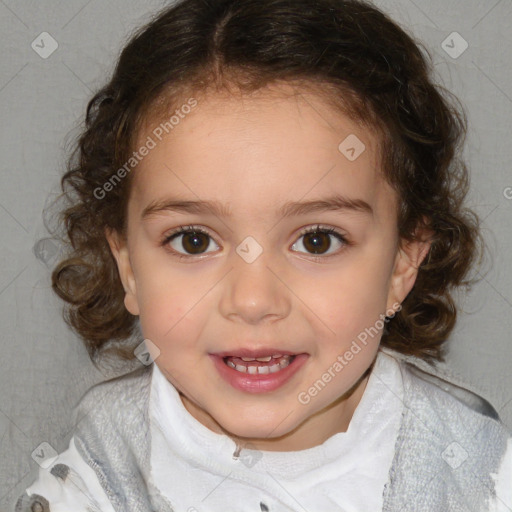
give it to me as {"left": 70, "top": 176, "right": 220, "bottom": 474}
{"left": 241, "top": 357, "right": 256, "bottom": 362}
{"left": 268, "top": 364, "right": 281, "bottom": 373}
{"left": 228, "top": 357, "right": 294, "bottom": 374}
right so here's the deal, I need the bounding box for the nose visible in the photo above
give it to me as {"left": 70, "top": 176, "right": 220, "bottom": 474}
{"left": 218, "top": 245, "right": 291, "bottom": 325}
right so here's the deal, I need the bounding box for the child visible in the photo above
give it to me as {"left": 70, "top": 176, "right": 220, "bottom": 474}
{"left": 15, "top": 0, "right": 512, "bottom": 510}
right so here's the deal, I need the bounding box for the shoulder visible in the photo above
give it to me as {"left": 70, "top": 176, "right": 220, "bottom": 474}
{"left": 14, "top": 437, "right": 115, "bottom": 512}
{"left": 400, "top": 357, "right": 504, "bottom": 422}
{"left": 400, "top": 360, "right": 512, "bottom": 435}
{"left": 76, "top": 365, "right": 153, "bottom": 410}
{"left": 73, "top": 365, "right": 153, "bottom": 429}
{"left": 489, "top": 436, "right": 512, "bottom": 511}
{"left": 380, "top": 348, "right": 508, "bottom": 430}
{"left": 381, "top": 354, "right": 512, "bottom": 510}
{"left": 14, "top": 367, "right": 152, "bottom": 512}
{"left": 397, "top": 356, "right": 511, "bottom": 463}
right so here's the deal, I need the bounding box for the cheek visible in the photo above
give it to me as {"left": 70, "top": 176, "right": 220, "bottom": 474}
{"left": 135, "top": 268, "right": 202, "bottom": 349}
{"left": 307, "top": 260, "right": 391, "bottom": 337}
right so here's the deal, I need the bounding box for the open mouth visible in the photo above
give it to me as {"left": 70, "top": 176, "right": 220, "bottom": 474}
{"left": 211, "top": 352, "right": 308, "bottom": 393}
{"left": 223, "top": 354, "right": 296, "bottom": 374}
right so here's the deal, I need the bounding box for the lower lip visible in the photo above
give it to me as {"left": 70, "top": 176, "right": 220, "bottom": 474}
{"left": 210, "top": 354, "right": 309, "bottom": 393}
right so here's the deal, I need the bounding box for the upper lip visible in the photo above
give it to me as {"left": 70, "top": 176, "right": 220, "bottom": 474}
{"left": 212, "top": 348, "right": 302, "bottom": 358}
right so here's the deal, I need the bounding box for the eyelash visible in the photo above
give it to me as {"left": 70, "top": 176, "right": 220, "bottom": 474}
{"left": 160, "top": 224, "right": 350, "bottom": 261}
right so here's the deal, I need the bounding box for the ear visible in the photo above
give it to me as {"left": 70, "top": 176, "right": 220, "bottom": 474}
{"left": 386, "top": 224, "right": 433, "bottom": 310}
{"left": 105, "top": 228, "right": 140, "bottom": 316}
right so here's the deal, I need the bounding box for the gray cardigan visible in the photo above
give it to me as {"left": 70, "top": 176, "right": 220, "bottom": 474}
{"left": 15, "top": 357, "right": 511, "bottom": 512}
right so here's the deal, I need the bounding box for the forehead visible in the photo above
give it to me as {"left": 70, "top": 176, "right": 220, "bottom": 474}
{"left": 129, "top": 84, "right": 396, "bottom": 222}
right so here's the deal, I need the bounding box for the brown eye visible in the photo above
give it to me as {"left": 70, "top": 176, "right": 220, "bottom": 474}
{"left": 164, "top": 227, "right": 219, "bottom": 256}
{"left": 291, "top": 226, "right": 347, "bottom": 257}
{"left": 303, "top": 232, "right": 332, "bottom": 254}
{"left": 180, "top": 232, "right": 210, "bottom": 254}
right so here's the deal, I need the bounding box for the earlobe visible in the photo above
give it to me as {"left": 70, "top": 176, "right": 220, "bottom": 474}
{"left": 387, "top": 233, "right": 432, "bottom": 308}
{"left": 105, "top": 228, "right": 140, "bottom": 316}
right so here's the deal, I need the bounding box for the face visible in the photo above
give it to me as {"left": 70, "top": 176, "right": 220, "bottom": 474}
{"left": 107, "top": 84, "right": 430, "bottom": 451}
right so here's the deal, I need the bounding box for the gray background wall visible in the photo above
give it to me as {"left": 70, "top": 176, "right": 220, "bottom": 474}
{"left": 1, "top": 0, "right": 511, "bottom": 508}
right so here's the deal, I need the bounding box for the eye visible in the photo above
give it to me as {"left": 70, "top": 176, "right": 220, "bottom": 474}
{"left": 291, "top": 225, "right": 349, "bottom": 257}
{"left": 161, "top": 224, "right": 349, "bottom": 260}
{"left": 161, "top": 225, "right": 219, "bottom": 257}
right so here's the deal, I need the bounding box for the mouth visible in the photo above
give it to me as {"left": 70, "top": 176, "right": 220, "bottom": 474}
{"left": 223, "top": 354, "right": 296, "bottom": 374}
{"left": 210, "top": 350, "right": 308, "bottom": 393}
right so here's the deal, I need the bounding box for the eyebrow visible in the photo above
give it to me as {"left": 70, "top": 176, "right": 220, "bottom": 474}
{"left": 141, "top": 194, "right": 373, "bottom": 220}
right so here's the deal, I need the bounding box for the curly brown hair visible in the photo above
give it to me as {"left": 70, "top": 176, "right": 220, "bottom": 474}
{"left": 49, "top": 0, "right": 483, "bottom": 368}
